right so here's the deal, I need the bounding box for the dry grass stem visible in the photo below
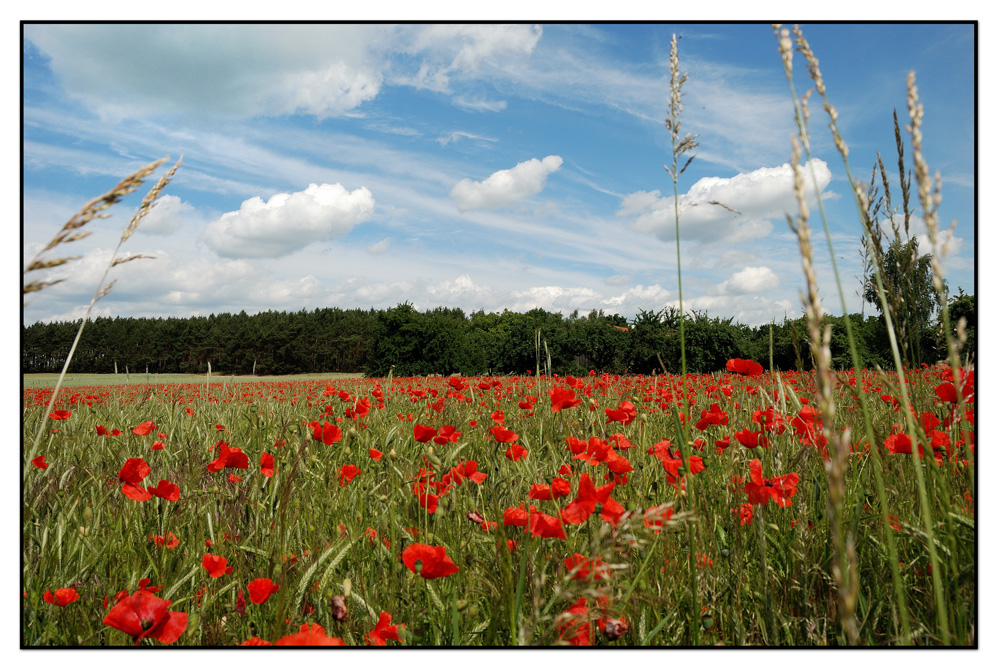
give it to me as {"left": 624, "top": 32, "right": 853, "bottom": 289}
{"left": 23, "top": 156, "right": 168, "bottom": 297}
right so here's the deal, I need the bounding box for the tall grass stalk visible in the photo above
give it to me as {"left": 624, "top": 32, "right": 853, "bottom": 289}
{"left": 905, "top": 71, "right": 975, "bottom": 501}
{"left": 25, "top": 157, "right": 180, "bottom": 478}
{"left": 774, "top": 24, "right": 918, "bottom": 644}
{"left": 664, "top": 33, "right": 702, "bottom": 645}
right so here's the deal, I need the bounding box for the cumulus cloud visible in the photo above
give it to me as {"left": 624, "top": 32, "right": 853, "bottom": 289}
{"left": 879, "top": 214, "right": 964, "bottom": 259}
{"left": 203, "top": 183, "right": 374, "bottom": 258}
{"left": 721, "top": 266, "right": 781, "bottom": 295}
{"left": 24, "top": 24, "right": 541, "bottom": 120}
{"left": 451, "top": 155, "right": 563, "bottom": 212}
{"left": 618, "top": 158, "right": 832, "bottom": 244}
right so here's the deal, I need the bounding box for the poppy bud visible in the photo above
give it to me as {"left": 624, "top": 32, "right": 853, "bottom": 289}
{"left": 602, "top": 618, "right": 628, "bottom": 641}
{"left": 79, "top": 526, "right": 88, "bottom": 536}
{"left": 719, "top": 547, "right": 730, "bottom": 559}
{"left": 348, "top": 427, "right": 357, "bottom": 437}
{"left": 389, "top": 449, "right": 397, "bottom": 458}
{"left": 468, "top": 603, "right": 480, "bottom": 617}
{"left": 456, "top": 599, "right": 467, "bottom": 611}
{"left": 83, "top": 507, "right": 93, "bottom": 523}
{"left": 331, "top": 594, "right": 348, "bottom": 622}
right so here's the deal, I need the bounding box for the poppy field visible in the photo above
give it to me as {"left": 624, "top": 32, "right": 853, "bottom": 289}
{"left": 22, "top": 362, "right": 975, "bottom": 646}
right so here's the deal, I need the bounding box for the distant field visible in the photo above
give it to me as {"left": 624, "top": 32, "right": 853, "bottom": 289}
{"left": 21, "top": 372, "right": 364, "bottom": 389}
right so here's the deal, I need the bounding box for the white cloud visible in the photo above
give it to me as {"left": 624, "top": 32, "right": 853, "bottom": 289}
{"left": 618, "top": 158, "right": 832, "bottom": 244}
{"left": 366, "top": 238, "right": 392, "bottom": 255}
{"left": 603, "top": 274, "right": 634, "bottom": 286}
{"left": 24, "top": 24, "right": 541, "bottom": 121}
{"left": 135, "top": 194, "right": 191, "bottom": 236}
{"left": 25, "top": 25, "right": 390, "bottom": 120}
{"left": 878, "top": 214, "right": 964, "bottom": 260}
{"left": 202, "top": 183, "right": 375, "bottom": 258}
{"left": 437, "top": 131, "right": 498, "bottom": 147}
{"left": 398, "top": 24, "right": 543, "bottom": 92}
{"left": 453, "top": 97, "right": 508, "bottom": 112}
{"left": 721, "top": 266, "right": 781, "bottom": 295}
{"left": 451, "top": 155, "right": 563, "bottom": 212}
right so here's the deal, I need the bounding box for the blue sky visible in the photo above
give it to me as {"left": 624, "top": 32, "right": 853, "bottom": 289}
{"left": 21, "top": 22, "right": 976, "bottom": 327}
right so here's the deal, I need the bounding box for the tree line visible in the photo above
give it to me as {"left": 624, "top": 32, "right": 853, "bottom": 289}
{"left": 21, "top": 293, "right": 974, "bottom": 378}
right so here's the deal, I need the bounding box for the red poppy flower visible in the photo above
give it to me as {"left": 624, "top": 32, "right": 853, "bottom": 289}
{"left": 369, "top": 448, "right": 383, "bottom": 461}
{"left": 561, "top": 473, "right": 624, "bottom": 525}
{"left": 726, "top": 358, "right": 764, "bottom": 377}
{"left": 118, "top": 458, "right": 152, "bottom": 501}
{"left": 310, "top": 420, "right": 343, "bottom": 445}
{"left": 103, "top": 589, "right": 188, "bottom": 645}
{"left": 556, "top": 597, "right": 591, "bottom": 646}
{"left": 207, "top": 442, "right": 250, "bottom": 472}
{"left": 549, "top": 386, "right": 583, "bottom": 412}
{"left": 695, "top": 403, "right": 729, "bottom": 431}
{"left": 605, "top": 400, "right": 637, "bottom": 426}
{"left": 503, "top": 505, "right": 534, "bottom": 527}
{"left": 339, "top": 464, "right": 361, "bottom": 487}
{"left": 734, "top": 503, "right": 754, "bottom": 526}
{"left": 368, "top": 611, "right": 405, "bottom": 645}
{"left": 31, "top": 455, "right": 49, "bottom": 469}
{"left": 247, "top": 578, "right": 279, "bottom": 604}
{"left": 150, "top": 533, "right": 180, "bottom": 549}
{"left": 43, "top": 588, "right": 79, "bottom": 606}
{"left": 564, "top": 553, "right": 610, "bottom": 581}
{"left": 147, "top": 479, "right": 180, "bottom": 502}
{"left": 132, "top": 420, "right": 156, "bottom": 436}
{"left": 412, "top": 423, "right": 437, "bottom": 443}
{"left": 607, "top": 433, "right": 634, "bottom": 450}
{"left": 643, "top": 504, "right": 674, "bottom": 533}
{"left": 884, "top": 432, "right": 924, "bottom": 458}
{"left": 151, "top": 441, "right": 165, "bottom": 450}
{"left": 401, "top": 543, "right": 459, "bottom": 579}
{"left": 489, "top": 425, "right": 519, "bottom": 443}
{"left": 257, "top": 452, "right": 275, "bottom": 477}
{"left": 528, "top": 510, "right": 567, "bottom": 539}
{"left": 416, "top": 490, "right": 440, "bottom": 514}
{"left": 202, "top": 553, "right": 233, "bottom": 578}
{"left": 503, "top": 443, "right": 527, "bottom": 461}
{"left": 275, "top": 623, "right": 346, "bottom": 646}
{"left": 49, "top": 410, "right": 72, "bottom": 420}
{"left": 733, "top": 429, "right": 768, "bottom": 449}
{"left": 241, "top": 636, "right": 272, "bottom": 646}
{"left": 96, "top": 425, "right": 109, "bottom": 436}
{"left": 744, "top": 459, "right": 799, "bottom": 507}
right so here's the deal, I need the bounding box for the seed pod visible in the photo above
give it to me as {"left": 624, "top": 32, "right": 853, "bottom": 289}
{"left": 701, "top": 614, "right": 715, "bottom": 630}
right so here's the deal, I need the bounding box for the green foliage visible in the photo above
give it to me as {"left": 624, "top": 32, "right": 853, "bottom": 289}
{"left": 23, "top": 299, "right": 969, "bottom": 377}
{"left": 862, "top": 236, "right": 944, "bottom": 367}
